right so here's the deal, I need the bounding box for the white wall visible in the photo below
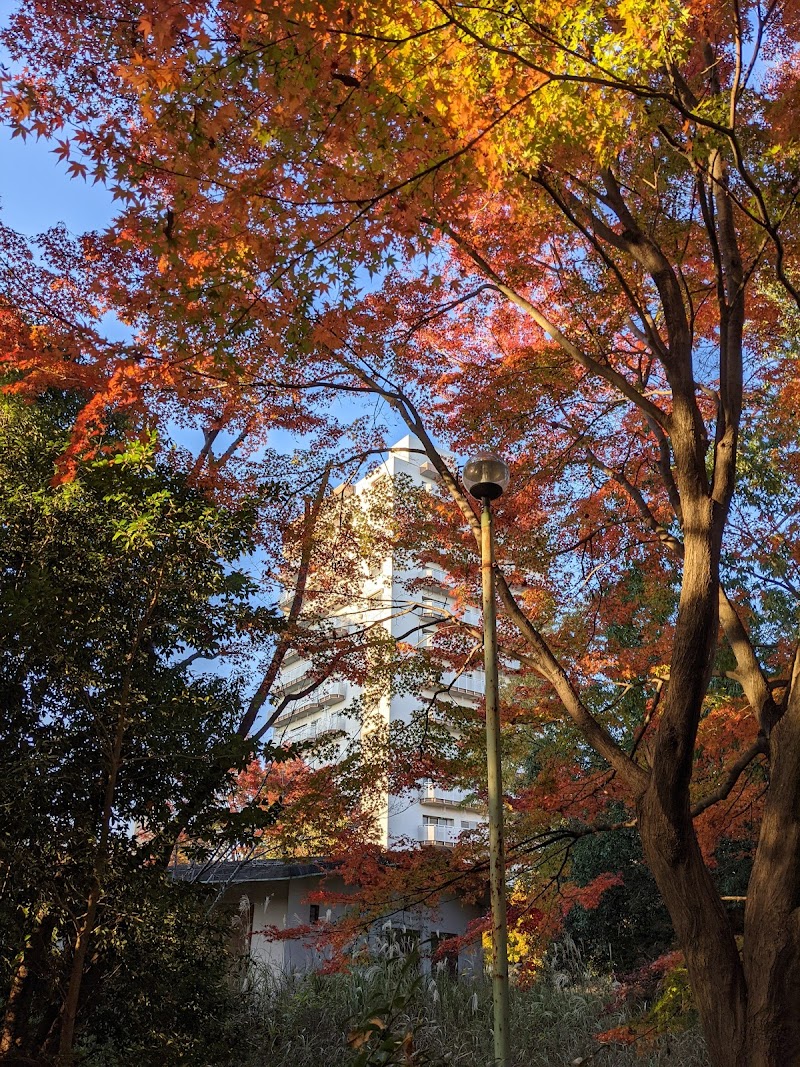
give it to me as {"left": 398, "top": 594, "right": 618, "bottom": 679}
{"left": 221, "top": 873, "right": 484, "bottom": 978}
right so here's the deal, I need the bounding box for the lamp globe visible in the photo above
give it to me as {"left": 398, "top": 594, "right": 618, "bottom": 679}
{"left": 463, "top": 452, "right": 510, "bottom": 502}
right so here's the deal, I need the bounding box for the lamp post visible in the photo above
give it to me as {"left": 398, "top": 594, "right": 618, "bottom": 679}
{"left": 463, "top": 452, "right": 511, "bottom": 1067}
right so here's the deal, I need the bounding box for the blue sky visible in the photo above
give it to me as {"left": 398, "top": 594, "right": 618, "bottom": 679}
{"left": 0, "top": 126, "right": 116, "bottom": 236}
{"left": 0, "top": 0, "right": 116, "bottom": 236}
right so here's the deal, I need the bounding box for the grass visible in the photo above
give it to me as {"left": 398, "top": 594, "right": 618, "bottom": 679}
{"left": 240, "top": 944, "right": 709, "bottom": 1067}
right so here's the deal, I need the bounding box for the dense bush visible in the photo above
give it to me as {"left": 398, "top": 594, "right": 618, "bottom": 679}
{"left": 565, "top": 826, "right": 675, "bottom": 971}
{"left": 0, "top": 393, "right": 273, "bottom": 1062}
{"left": 73, "top": 879, "right": 251, "bottom": 1067}
{"left": 565, "top": 825, "right": 753, "bottom": 974}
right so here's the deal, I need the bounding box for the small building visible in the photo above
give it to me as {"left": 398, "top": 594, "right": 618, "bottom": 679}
{"left": 174, "top": 859, "right": 485, "bottom": 978}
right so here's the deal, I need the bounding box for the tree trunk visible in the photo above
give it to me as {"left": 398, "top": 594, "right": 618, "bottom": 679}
{"left": 634, "top": 461, "right": 750, "bottom": 1065}
{"left": 57, "top": 705, "right": 127, "bottom": 1066}
{"left": 0, "top": 953, "right": 31, "bottom": 1059}
{"left": 640, "top": 656, "right": 800, "bottom": 1067}
{"left": 638, "top": 786, "right": 748, "bottom": 1067}
{"left": 56, "top": 884, "right": 102, "bottom": 1066}
{"left": 0, "top": 905, "right": 54, "bottom": 1060}
{"left": 743, "top": 653, "right": 800, "bottom": 1066}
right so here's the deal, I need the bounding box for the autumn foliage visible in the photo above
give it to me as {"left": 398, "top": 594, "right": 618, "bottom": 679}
{"left": 3, "top": 0, "right": 800, "bottom": 1064}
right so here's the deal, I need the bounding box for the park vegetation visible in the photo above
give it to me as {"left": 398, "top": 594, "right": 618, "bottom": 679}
{"left": 1, "top": 1, "right": 800, "bottom": 1065}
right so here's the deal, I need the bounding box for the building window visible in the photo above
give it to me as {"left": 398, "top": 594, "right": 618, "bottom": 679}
{"left": 423, "top": 815, "right": 454, "bottom": 827}
{"left": 309, "top": 904, "right": 320, "bottom": 924}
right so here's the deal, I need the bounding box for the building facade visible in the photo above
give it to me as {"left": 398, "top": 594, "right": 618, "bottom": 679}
{"left": 175, "top": 860, "right": 484, "bottom": 978}
{"left": 271, "top": 435, "right": 487, "bottom": 850}
{"left": 179, "top": 441, "right": 490, "bottom": 976}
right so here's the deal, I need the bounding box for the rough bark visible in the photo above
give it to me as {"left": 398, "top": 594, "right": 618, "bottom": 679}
{"left": 638, "top": 787, "right": 748, "bottom": 1067}
{"left": 633, "top": 472, "right": 749, "bottom": 1064}
{"left": 743, "top": 652, "right": 800, "bottom": 1065}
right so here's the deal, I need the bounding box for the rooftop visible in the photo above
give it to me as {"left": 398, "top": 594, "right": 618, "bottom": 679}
{"left": 171, "top": 859, "right": 331, "bottom": 885}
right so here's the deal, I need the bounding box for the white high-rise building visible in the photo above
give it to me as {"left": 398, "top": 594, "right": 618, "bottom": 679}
{"left": 271, "top": 435, "right": 487, "bottom": 849}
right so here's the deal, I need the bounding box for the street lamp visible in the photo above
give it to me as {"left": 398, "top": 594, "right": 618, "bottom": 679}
{"left": 463, "top": 451, "right": 511, "bottom": 1067}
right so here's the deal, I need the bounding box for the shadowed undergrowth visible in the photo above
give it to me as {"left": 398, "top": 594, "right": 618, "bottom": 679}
{"left": 242, "top": 953, "right": 709, "bottom": 1067}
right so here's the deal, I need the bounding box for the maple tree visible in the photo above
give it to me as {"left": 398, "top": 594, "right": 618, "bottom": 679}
{"left": 3, "top": 1, "right": 800, "bottom": 1064}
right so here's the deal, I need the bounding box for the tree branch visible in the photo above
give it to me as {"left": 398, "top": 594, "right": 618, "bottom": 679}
{"left": 238, "top": 466, "right": 331, "bottom": 737}
{"left": 430, "top": 218, "right": 671, "bottom": 430}
{"left": 691, "top": 738, "right": 767, "bottom": 817}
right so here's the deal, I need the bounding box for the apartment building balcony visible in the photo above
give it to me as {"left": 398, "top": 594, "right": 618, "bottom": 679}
{"left": 279, "top": 713, "right": 351, "bottom": 744}
{"left": 272, "top": 679, "right": 348, "bottom": 726}
{"left": 420, "top": 781, "right": 485, "bottom": 815}
{"left": 417, "top": 810, "right": 483, "bottom": 846}
{"left": 420, "top": 782, "right": 467, "bottom": 807}
{"left": 421, "top": 564, "right": 448, "bottom": 587}
{"left": 418, "top": 460, "right": 441, "bottom": 483}
{"left": 417, "top": 823, "right": 459, "bottom": 847}
{"left": 421, "top": 670, "right": 484, "bottom": 699}
{"left": 419, "top": 594, "right": 447, "bottom": 620}
{"left": 273, "top": 664, "right": 311, "bottom": 694}
{"left": 445, "top": 670, "right": 484, "bottom": 696}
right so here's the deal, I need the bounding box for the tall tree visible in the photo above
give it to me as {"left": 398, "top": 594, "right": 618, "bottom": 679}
{"left": 0, "top": 388, "right": 284, "bottom": 1063}
{"left": 3, "top": 3, "right": 800, "bottom": 1064}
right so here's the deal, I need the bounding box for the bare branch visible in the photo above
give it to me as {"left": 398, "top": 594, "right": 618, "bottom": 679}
{"left": 239, "top": 466, "right": 331, "bottom": 737}
{"left": 691, "top": 738, "right": 768, "bottom": 817}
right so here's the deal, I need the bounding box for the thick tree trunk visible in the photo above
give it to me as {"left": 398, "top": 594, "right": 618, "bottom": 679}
{"left": 634, "top": 458, "right": 751, "bottom": 1065}
{"left": 0, "top": 906, "right": 54, "bottom": 1060}
{"left": 640, "top": 659, "right": 800, "bottom": 1067}
{"left": 743, "top": 653, "right": 800, "bottom": 1066}
{"left": 638, "top": 787, "right": 748, "bottom": 1067}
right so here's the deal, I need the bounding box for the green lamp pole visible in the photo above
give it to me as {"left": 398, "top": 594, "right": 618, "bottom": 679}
{"left": 463, "top": 452, "right": 511, "bottom": 1067}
